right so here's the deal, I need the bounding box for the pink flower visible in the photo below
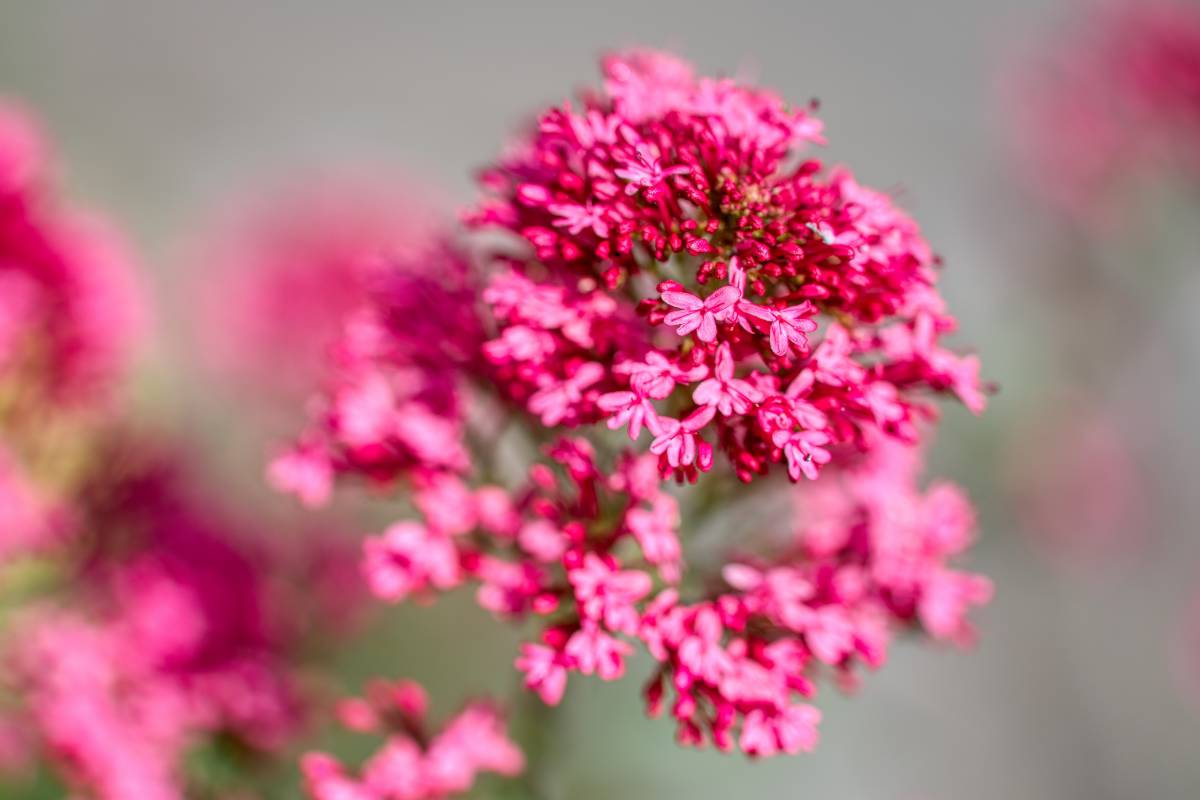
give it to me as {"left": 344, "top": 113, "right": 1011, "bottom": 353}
{"left": 549, "top": 201, "right": 611, "bottom": 237}
{"left": 661, "top": 285, "right": 741, "bottom": 342}
{"left": 517, "top": 520, "right": 568, "bottom": 563}
{"left": 650, "top": 406, "right": 717, "bottom": 469}
{"left": 568, "top": 554, "right": 652, "bottom": 634}
{"left": 693, "top": 343, "right": 764, "bottom": 415}
{"left": 625, "top": 494, "right": 683, "bottom": 582}
{"left": 597, "top": 390, "right": 660, "bottom": 440}
{"left": 304, "top": 681, "right": 522, "bottom": 800}
{"left": 565, "top": 624, "right": 633, "bottom": 680}
{"left": 918, "top": 569, "right": 993, "bottom": 644}
{"left": 772, "top": 429, "right": 832, "bottom": 481}
{"left": 615, "top": 351, "right": 706, "bottom": 399}
{"left": 528, "top": 362, "right": 604, "bottom": 426}
{"left": 676, "top": 606, "right": 733, "bottom": 683}
{"left": 268, "top": 446, "right": 333, "bottom": 509}
{"left": 740, "top": 705, "right": 821, "bottom": 757}
{"left": 516, "top": 643, "right": 569, "bottom": 705}
{"left": 739, "top": 301, "right": 818, "bottom": 356}
{"left": 362, "top": 523, "right": 461, "bottom": 602}
{"left": 613, "top": 146, "right": 690, "bottom": 195}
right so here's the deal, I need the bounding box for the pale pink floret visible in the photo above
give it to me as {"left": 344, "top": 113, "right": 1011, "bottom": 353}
{"left": 565, "top": 624, "right": 633, "bottom": 680}
{"left": 568, "top": 553, "right": 652, "bottom": 634}
{"left": 597, "top": 390, "right": 660, "bottom": 439}
{"left": 772, "top": 429, "right": 832, "bottom": 481}
{"left": 362, "top": 522, "right": 461, "bottom": 602}
{"left": 693, "top": 343, "right": 764, "bottom": 415}
{"left": 268, "top": 446, "right": 334, "bottom": 509}
{"left": 614, "top": 145, "right": 691, "bottom": 194}
{"left": 661, "top": 285, "right": 741, "bottom": 342}
{"left": 528, "top": 362, "right": 604, "bottom": 426}
{"left": 650, "top": 405, "right": 717, "bottom": 469}
{"left": 515, "top": 643, "right": 569, "bottom": 705}
{"left": 303, "top": 681, "right": 522, "bottom": 800}
{"left": 548, "top": 200, "right": 611, "bottom": 237}
{"left": 625, "top": 494, "right": 683, "bottom": 582}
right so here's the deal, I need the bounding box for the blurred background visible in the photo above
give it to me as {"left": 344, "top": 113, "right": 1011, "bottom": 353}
{"left": 2, "top": 1, "right": 1198, "bottom": 798}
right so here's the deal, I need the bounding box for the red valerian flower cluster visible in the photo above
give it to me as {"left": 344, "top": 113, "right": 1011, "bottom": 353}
{"left": 0, "top": 100, "right": 144, "bottom": 567}
{"left": 0, "top": 107, "right": 367, "bottom": 800}
{"left": 0, "top": 444, "right": 337, "bottom": 800}
{"left": 0, "top": 103, "right": 143, "bottom": 410}
{"left": 469, "top": 50, "right": 985, "bottom": 485}
{"left": 275, "top": 49, "right": 989, "bottom": 769}
{"left": 303, "top": 679, "right": 523, "bottom": 800}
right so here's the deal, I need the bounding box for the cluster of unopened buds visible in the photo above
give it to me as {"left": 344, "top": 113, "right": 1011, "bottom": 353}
{"left": 274, "top": 46, "right": 991, "bottom": 781}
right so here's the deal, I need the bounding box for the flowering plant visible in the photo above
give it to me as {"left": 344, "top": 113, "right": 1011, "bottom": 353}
{"left": 0, "top": 44, "right": 990, "bottom": 800}
{"left": 273, "top": 48, "right": 990, "bottom": 793}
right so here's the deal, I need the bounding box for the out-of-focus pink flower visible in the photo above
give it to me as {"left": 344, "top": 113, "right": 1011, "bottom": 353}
{"left": 188, "top": 173, "right": 446, "bottom": 408}
{"left": 1, "top": 444, "right": 338, "bottom": 799}
{"left": 303, "top": 679, "right": 522, "bottom": 800}
{"left": 516, "top": 642, "right": 570, "bottom": 706}
{"left": 1005, "top": 402, "right": 1146, "bottom": 559}
{"left": 1003, "top": 0, "right": 1200, "bottom": 220}
{"left": 0, "top": 446, "right": 66, "bottom": 562}
{"left": 0, "top": 101, "right": 144, "bottom": 408}
{"left": 267, "top": 199, "right": 481, "bottom": 507}
{"left": 362, "top": 522, "right": 461, "bottom": 602}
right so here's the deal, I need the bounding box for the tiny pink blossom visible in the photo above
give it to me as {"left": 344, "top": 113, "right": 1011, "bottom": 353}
{"left": 597, "top": 390, "right": 660, "bottom": 440}
{"left": 568, "top": 554, "right": 652, "bottom": 634}
{"left": 772, "top": 429, "right": 832, "bottom": 481}
{"left": 661, "top": 285, "right": 741, "bottom": 342}
{"left": 613, "top": 146, "right": 690, "bottom": 194}
{"left": 565, "top": 624, "right": 633, "bottom": 680}
{"left": 362, "top": 523, "right": 461, "bottom": 602}
{"left": 268, "top": 447, "right": 334, "bottom": 508}
{"left": 693, "top": 343, "right": 764, "bottom": 415}
{"left": 548, "top": 201, "right": 611, "bottom": 237}
{"left": 625, "top": 494, "right": 683, "bottom": 582}
{"left": 650, "top": 405, "right": 717, "bottom": 469}
{"left": 515, "top": 643, "right": 569, "bottom": 705}
{"left": 528, "top": 362, "right": 604, "bottom": 426}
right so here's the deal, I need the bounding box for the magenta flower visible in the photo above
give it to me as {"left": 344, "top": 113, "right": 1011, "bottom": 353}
{"left": 693, "top": 343, "right": 764, "bottom": 415}
{"left": 772, "top": 429, "right": 832, "bottom": 481}
{"left": 273, "top": 48, "right": 990, "bottom": 767}
{"left": 516, "top": 642, "right": 570, "bottom": 706}
{"left": 613, "top": 145, "right": 691, "bottom": 196}
{"left": 568, "top": 553, "right": 653, "bottom": 634}
{"left": 661, "top": 284, "right": 741, "bottom": 342}
{"left": 303, "top": 679, "right": 522, "bottom": 800}
{"left": 597, "top": 389, "right": 660, "bottom": 439}
{"left": 363, "top": 522, "right": 461, "bottom": 602}
{"left": 650, "top": 405, "right": 717, "bottom": 469}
